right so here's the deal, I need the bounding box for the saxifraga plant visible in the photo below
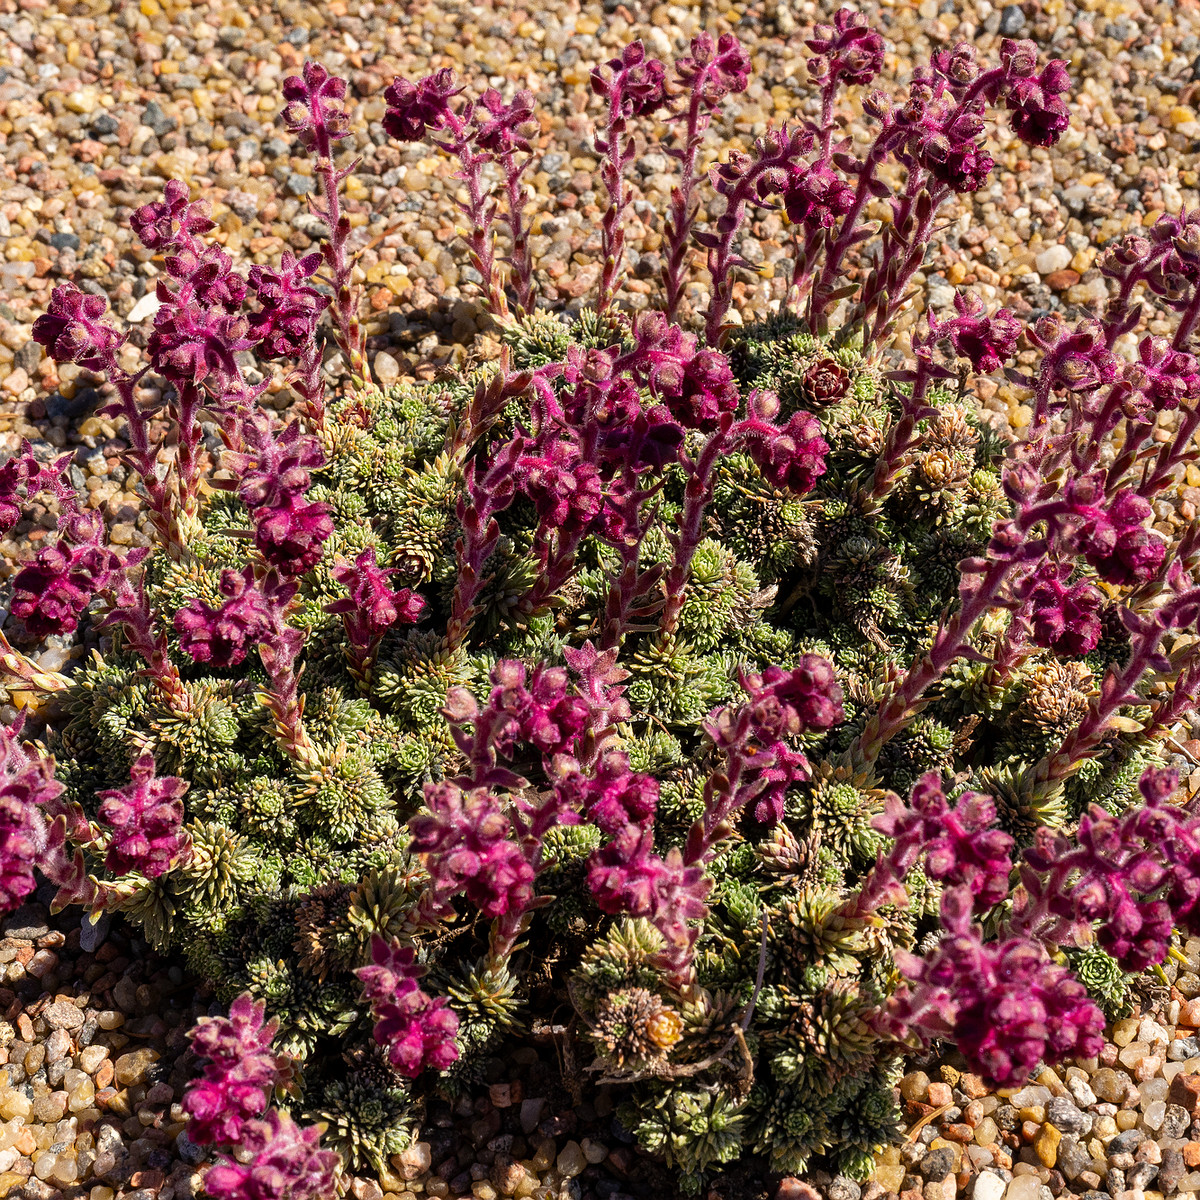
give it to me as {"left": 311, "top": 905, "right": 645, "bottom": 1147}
{"left": 3, "top": 11, "right": 1200, "bottom": 1197}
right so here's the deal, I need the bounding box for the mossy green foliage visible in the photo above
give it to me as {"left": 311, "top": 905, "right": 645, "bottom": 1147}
{"left": 44, "top": 311, "right": 1164, "bottom": 1191}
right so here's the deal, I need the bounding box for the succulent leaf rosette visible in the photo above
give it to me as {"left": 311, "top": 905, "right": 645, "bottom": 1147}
{"left": 2, "top": 13, "right": 1199, "bottom": 1197}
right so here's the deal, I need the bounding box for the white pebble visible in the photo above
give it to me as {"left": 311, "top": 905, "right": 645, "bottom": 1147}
{"left": 1035, "top": 244, "right": 1072, "bottom": 274}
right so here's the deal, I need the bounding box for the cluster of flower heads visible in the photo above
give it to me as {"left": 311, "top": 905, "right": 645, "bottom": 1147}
{"left": 226, "top": 414, "right": 334, "bottom": 577}
{"left": 182, "top": 995, "right": 337, "bottom": 1200}
{"left": 175, "top": 567, "right": 295, "bottom": 671}
{"left": 884, "top": 890, "right": 1107, "bottom": 1087}
{"left": 354, "top": 937, "right": 461, "bottom": 1078}
{"left": 0, "top": 721, "right": 59, "bottom": 913}
{"left": 863, "top": 767, "right": 1200, "bottom": 1085}
{"left": 9, "top": 511, "right": 121, "bottom": 640}
{"left": 96, "top": 753, "right": 191, "bottom": 879}
{"left": 183, "top": 994, "right": 292, "bottom": 1146}
{"left": 325, "top": 547, "right": 426, "bottom": 672}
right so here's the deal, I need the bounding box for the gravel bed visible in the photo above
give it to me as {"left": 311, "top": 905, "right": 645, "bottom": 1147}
{"left": 3, "top": 0, "right": 1200, "bottom": 1198}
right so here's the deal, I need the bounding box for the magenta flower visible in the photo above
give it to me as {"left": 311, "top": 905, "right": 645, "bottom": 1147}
{"left": 97, "top": 753, "right": 191, "bottom": 879}
{"left": 383, "top": 69, "right": 462, "bottom": 142}
{"left": 147, "top": 303, "right": 256, "bottom": 388}
{"left": 474, "top": 88, "right": 536, "bottom": 155}
{"left": 884, "top": 889, "right": 1105, "bottom": 1086}
{"left": 1023, "top": 564, "right": 1103, "bottom": 655}
{"left": 0, "top": 447, "right": 40, "bottom": 536}
{"left": 201, "top": 1110, "right": 340, "bottom": 1200}
{"left": 130, "top": 178, "right": 216, "bottom": 252}
{"left": 408, "top": 782, "right": 535, "bottom": 919}
{"left": 587, "top": 824, "right": 710, "bottom": 966}
{"left": 806, "top": 8, "right": 887, "bottom": 88}
{"left": 1064, "top": 481, "right": 1166, "bottom": 586}
{"left": 1125, "top": 336, "right": 1200, "bottom": 414}
{"left": 742, "top": 411, "right": 830, "bottom": 495}
{"left": 227, "top": 416, "right": 333, "bottom": 576}
{"left": 781, "top": 160, "right": 857, "bottom": 229}
{"left": 10, "top": 512, "right": 121, "bottom": 639}
{"left": 674, "top": 32, "right": 751, "bottom": 104}
{"left": 746, "top": 738, "right": 815, "bottom": 825}
{"left": 518, "top": 440, "right": 605, "bottom": 536}
{"left": 355, "top": 936, "right": 460, "bottom": 1077}
{"left": 1004, "top": 55, "right": 1071, "bottom": 147}
{"left": 744, "top": 658, "right": 846, "bottom": 739}
{"left": 1022, "top": 803, "right": 1176, "bottom": 973}
{"left": 930, "top": 291, "right": 1022, "bottom": 373}
{"left": 592, "top": 41, "right": 668, "bottom": 119}
{"left": 666, "top": 348, "right": 742, "bottom": 432}
{"left": 325, "top": 548, "right": 425, "bottom": 652}
{"left": 247, "top": 252, "right": 330, "bottom": 359}
{"left": 160, "top": 242, "right": 247, "bottom": 312}
{"left": 464, "top": 660, "right": 593, "bottom": 764}
{"left": 282, "top": 60, "right": 351, "bottom": 151}
{"left": 252, "top": 500, "right": 335, "bottom": 576}
{"left": 183, "top": 993, "right": 292, "bottom": 1147}
{"left": 32, "top": 284, "right": 123, "bottom": 371}
{"left": 174, "top": 567, "right": 285, "bottom": 669}
{"left": 559, "top": 752, "right": 659, "bottom": 837}
{"left": 873, "top": 773, "right": 1014, "bottom": 911}
{"left": 0, "top": 720, "right": 59, "bottom": 915}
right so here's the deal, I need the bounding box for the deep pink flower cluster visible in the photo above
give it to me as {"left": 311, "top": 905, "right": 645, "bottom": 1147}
{"left": 175, "top": 567, "right": 294, "bottom": 669}
{"left": 729, "top": 659, "right": 846, "bottom": 823}
{"left": 591, "top": 41, "right": 668, "bottom": 120}
{"left": 744, "top": 659, "right": 846, "bottom": 739}
{"left": 871, "top": 772, "right": 1014, "bottom": 911}
{"left": 781, "top": 159, "right": 856, "bottom": 229}
{"left": 741, "top": 410, "right": 830, "bottom": 496}
{"left": 886, "top": 889, "right": 1105, "bottom": 1088}
{"left": 1023, "top": 563, "right": 1103, "bottom": 656}
{"left": 458, "top": 660, "right": 593, "bottom": 766}
{"left": 587, "top": 823, "right": 710, "bottom": 964}
{"left": 382, "top": 68, "right": 462, "bottom": 142}
{"left": 182, "top": 994, "right": 292, "bottom": 1146}
{"left": 325, "top": 547, "right": 425, "bottom": 652}
{"left": 146, "top": 303, "right": 255, "bottom": 389}
{"left": 1124, "top": 336, "right": 1200, "bottom": 415}
{"left": 673, "top": 31, "right": 751, "bottom": 104}
{"left": 0, "top": 721, "right": 58, "bottom": 915}
{"left": 96, "top": 754, "right": 191, "bottom": 880}
{"left": 806, "top": 7, "right": 887, "bottom": 88}
{"left": 928, "top": 291, "right": 1022, "bottom": 374}
{"left": 558, "top": 751, "right": 659, "bottom": 838}
{"left": 1017, "top": 770, "right": 1200, "bottom": 973}
{"left": 201, "top": 1110, "right": 340, "bottom": 1200}
{"left": 517, "top": 439, "right": 605, "bottom": 538}
{"left": 355, "top": 936, "right": 460, "bottom": 1078}
{"left": 10, "top": 511, "right": 121, "bottom": 638}
{"left": 31, "top": 284, "right": 123, "bottom": 371}
{"left": 1023, "top": 811, "right": 1174, "bottom": 974}
{"left": 1002, "top": 49, "right": 1071, "bottom": 147}
{"left": 1030, "top": 317, "right": 1120, "bottom": 393}
{"left": 0, "top": 444, "right": 73, "bottom": 536}
{"left": 247, "top": 251, "right": 329, "bottom": 360}
{"left": 1063, "top": 479, "right": 1166, "bottom": 586}
{"left": 669, "top": 347, "right": 742, "bottom": 432}
{"left": 281, "top": 60, "right": 351, "bottom": 150}
{"left": 228, "top": 414, "right": 333, "bottom": 576}
{"left": 473, "top": 88, "right": 537, "bottom": 156}
{"left": 556, "top": 340, "right": 685, "bottom": 476}
{"left": 131, "top": 178, "right": 216, "bottom": 252}
{"left": 408, "top": 782, "right": 534, "bottom": 919}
